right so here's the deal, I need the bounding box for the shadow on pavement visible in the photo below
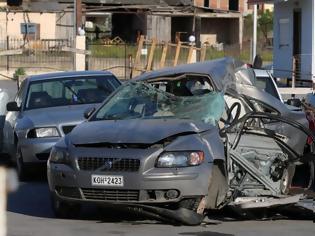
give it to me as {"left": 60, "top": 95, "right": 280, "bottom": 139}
{"left": 6, "top": 172, "right": 174, "bottom": 225}
{"left": 7, "top": 174, "right": 54, "bottom": 218}
{"left": 6, "top": 168, "right": 314, "bottom": 225}
{"left": 179, "top": 232, "right": 234, "bottom": 236}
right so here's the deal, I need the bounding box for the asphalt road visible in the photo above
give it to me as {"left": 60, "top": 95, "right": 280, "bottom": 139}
{"left": 1, "top": 78, "right": 315, "bottom": 236}
{"left": 6, "top": 176, "right": 315, "bottom": 236}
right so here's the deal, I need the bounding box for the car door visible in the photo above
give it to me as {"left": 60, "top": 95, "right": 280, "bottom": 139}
{"left": 3, "top": 80, "right": 27, "bottom": 156}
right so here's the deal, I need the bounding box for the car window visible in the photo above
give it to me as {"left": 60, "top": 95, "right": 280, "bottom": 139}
{"left": 255, "top": 76, "right": 281, "bottom": 100}
{"left": 149, "top": 74, "right": 215, "bottom": 96}
{"left": 25, "top": 75, "right": 120, "bottom": 110}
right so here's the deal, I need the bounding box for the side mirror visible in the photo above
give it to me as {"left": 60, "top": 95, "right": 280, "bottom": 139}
{"left": 84, "top": 107, "right": 95, "bottom": 119}
{"left": 287, "top": 98, "right": 302, "bottom": 108}
{"left": 6, "top": 101, "right": 20, "bottom": 112}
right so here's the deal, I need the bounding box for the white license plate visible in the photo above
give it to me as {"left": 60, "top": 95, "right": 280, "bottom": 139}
{"left": 91, "top": 175, "right": 124, "bottom": 187}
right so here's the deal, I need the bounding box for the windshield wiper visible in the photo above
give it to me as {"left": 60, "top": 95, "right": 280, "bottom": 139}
{"left": 57, "top": 81, "right": 85, "bottom": 104}
{"left": 101, "top": 112, "right": 142, "bottom": 120}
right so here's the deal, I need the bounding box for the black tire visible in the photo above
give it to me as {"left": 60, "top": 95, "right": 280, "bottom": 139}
{"left": 16, "top": 147, "right": 30, "bottom": 181}
{"left": 176, "top": 198, "right": 205, "bottom": 225}
{"left": 51, "top": 194, "right": 81, "bottom": 219}
{"left": 206, "top": 162, "right": 228, "bottom": 209}
{"left": 178, "top": 198, "right": 201, "bottom": 211}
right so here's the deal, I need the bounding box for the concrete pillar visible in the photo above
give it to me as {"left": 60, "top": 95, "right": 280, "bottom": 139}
{"left": 239, "top": 16, "right": 243, "bottom": 50}
{"left": 75, "top": 35, "right": 86, "bottom": 71}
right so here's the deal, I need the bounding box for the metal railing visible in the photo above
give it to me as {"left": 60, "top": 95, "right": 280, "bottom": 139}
{"left": 86, "top": 39, "right": 272, "bottom": 80}
{"left": 0, "top": 38, "right": 74, "bottom": 71}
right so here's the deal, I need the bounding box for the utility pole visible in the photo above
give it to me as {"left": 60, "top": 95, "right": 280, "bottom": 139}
{"left": 76, "top": 0, "right": 82, "bottom": 33}
{"left": 73, "top": 0, "right": 82, "bottom": 38}
{"left": 252, "top": 4, "right": 258, "bottom": 62}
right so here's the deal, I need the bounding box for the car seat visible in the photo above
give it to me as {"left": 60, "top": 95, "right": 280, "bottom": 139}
{"left": 77, "top": 88, "right": 107, "bottom": 103}
{"left": 28, "top": 91, "right": 52, "bottom": 109}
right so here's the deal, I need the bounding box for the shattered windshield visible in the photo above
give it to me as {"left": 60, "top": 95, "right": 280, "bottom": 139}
{"left": 92, "top": 82, "right": 225, "bottom": 125}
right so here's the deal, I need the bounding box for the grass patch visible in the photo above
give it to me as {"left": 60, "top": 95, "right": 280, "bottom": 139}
{"left": 89, "top": 44, "right": 138, "bottom": 58}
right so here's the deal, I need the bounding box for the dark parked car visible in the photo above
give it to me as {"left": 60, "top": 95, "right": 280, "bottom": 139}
{"left": 2, "top": 71, "right": 121, "bottom": 179}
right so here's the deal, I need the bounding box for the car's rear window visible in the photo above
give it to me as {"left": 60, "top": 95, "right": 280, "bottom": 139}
{"left": 25, "top": 75, "right": 120, "bottom": 110}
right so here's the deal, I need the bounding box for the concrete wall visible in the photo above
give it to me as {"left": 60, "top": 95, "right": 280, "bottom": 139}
{"left": 147, "top": 15, "right": 171, "bottom": 42}
{"left": 264, "top": 4, "right": 274, "bottom": 12}
{"left": 300, "top": 0, "right": 312, "bottom": 81}
{"left": 194, "top": 0, "right": 246, "bottom": 12}
{"left": 55, "top": 11, "right": 74, "bottom": 40}
{"left": 0, "top": 12, "right": 57, "bottom": 40}
{"left": 273, "top": 0, "right": 312, "bottom": 80}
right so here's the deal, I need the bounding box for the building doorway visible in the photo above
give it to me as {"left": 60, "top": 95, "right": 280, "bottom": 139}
{"left": 293, "top": 9, "right": 301, "bottom": 56}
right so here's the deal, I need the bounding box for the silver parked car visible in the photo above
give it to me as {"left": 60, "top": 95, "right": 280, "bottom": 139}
{"left": 2, "top": 71, "right": 121, "bottom": 179}
{"left": 47, "top": 58, "right": 314, "bottom": 225}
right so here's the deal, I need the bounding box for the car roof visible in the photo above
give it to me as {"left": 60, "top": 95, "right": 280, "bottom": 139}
{"left": 134, "top": 57, "right": 237, "bottom": 91}
{"left": 26, "top": 70, "right": 115, "bottom": 82}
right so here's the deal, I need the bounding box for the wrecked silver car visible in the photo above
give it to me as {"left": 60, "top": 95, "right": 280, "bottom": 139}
{"left": 47, "top": 58, "right": 314, "bottom": 225}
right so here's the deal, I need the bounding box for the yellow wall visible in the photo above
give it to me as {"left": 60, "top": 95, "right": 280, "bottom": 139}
{"left": 0, "top": 12, "right": 56, "bottom": 40}
{"left": 264, "top": 4, "right": 274, "bottom": 11}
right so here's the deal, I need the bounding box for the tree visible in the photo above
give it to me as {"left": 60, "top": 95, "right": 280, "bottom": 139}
{"left": 258, "top": 10, "right": 273, "bottom": 46}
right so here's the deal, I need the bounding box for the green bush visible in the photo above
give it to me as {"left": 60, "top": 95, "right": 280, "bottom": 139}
{"left": 13, "top": 68, "right": 26, "bottom": 81}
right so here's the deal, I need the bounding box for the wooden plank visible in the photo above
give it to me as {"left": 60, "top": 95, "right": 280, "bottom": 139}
{"left": 146, "top": 38, "right": 157, "bottom": 71}
{"left": 200, "top": 46, "right": 206, "bottom": 62}
{"left": 179, "top": 45, "right": 191, "bottom": 49}
{"left": 0, "top": 167, "right": 6, "bottom": 236}
{"left": 187, "top": 45, "right": 194, "bottom": 64}
{"left": 0, "top": 49, "right": 23, "bottom": 56}
{"left": 173, "top": 41, "right": 182, "bottom": 66}
{"left": 62, "top": 46, "right": 91, "bottom": 55}
{"left": 159, "top": 41, "right": 168, "bottom": 69}
{"left": 132, "top": 35, "right": 145, "bottom": 77}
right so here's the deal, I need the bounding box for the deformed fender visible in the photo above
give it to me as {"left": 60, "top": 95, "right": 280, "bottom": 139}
{"left": 200, "top": 127, "right": 226, "bottom": 162}
{"left": 164, "top": 126, "right": 225, "bottom": 163}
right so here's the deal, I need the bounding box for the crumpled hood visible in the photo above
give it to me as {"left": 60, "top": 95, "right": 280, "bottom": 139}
{"left": 21, "top": 104, "right": 96, "bottom": 128}
{"left": 70, "top": 119, "right": 214, "bottom": 145}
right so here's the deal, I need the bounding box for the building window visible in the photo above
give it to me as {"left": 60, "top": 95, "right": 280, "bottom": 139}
{"left": 204, "top": 0, "right": 210, "bottom": 8}
{"left": 229, "top": 0, "right": 239, "bottom": 11}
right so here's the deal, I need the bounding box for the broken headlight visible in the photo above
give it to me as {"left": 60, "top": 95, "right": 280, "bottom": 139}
{"left": 49, "top": 146, "right": 70, "bottom": 165}
{"left": 156, "top": 151, "right": 204, "bottom": 168}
